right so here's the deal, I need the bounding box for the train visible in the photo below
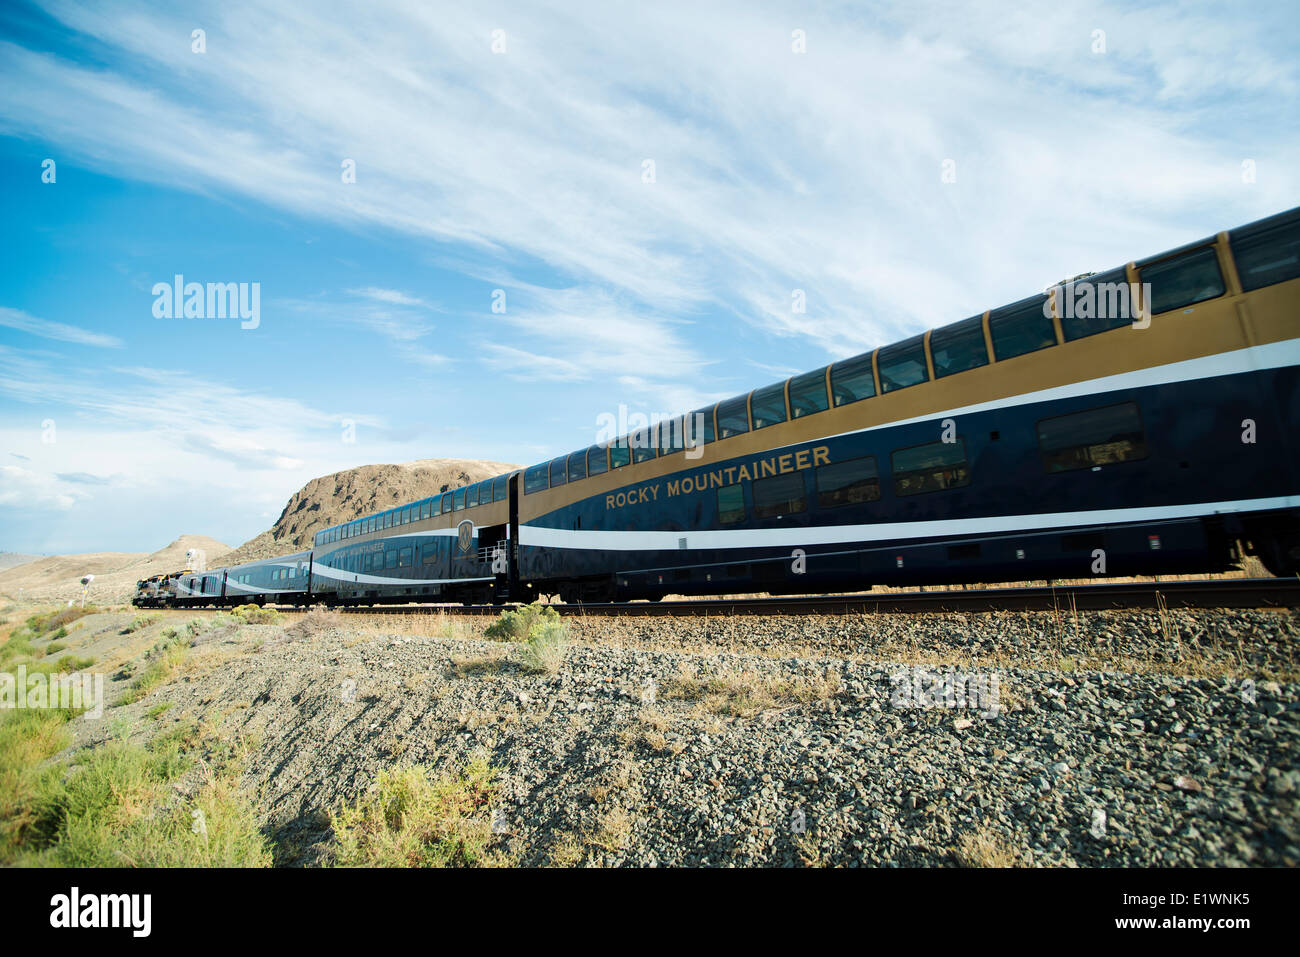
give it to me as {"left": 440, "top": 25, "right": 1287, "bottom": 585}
{"left": 135, "top": 206, "right": 1300, "bottom": 609}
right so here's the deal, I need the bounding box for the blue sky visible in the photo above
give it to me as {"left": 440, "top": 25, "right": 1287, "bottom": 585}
{"left": 1, "top": 0, "right": 1297, "bottom": 554}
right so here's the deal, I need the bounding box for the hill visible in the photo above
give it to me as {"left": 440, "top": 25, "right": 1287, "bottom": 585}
{"left": 221, "top": 458, "right": 517, "bottom": 565}
{"left": 0, "top": 534, "right": 233, "bottom": 605}
{"left": 0, "top": 552, "right": 41, "bottom": 573}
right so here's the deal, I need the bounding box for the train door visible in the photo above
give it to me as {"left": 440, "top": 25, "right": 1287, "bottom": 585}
{"left": 507, "top": 470, "right": 521, "bottom": 600}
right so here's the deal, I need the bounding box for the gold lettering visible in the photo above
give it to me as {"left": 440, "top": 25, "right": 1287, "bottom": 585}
{"left": 760, "top": 458, "right": 777, "bottom": 478}
{"left": 813, "top": 446, "right": 830, "bottom": 466}
{"left": 738, "top": 465, "right": 751, "bottom": 482}
{"left": 710, "top": 471, "right": 723, "bottom": 489}
{"left": 779, "top": 454, "right": 794, "bottom": 473}
{"left": 795, "top": 450, "right": 810, "bottom": 471}
{"left": 667, "top": 480, "right": 680, "bottom": 496}
{"left": 606, "top": 495, "right": 615, "bottom": 509}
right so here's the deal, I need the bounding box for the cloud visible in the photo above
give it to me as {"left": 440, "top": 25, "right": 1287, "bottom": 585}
{"left": 181, "top": 433, "right": 304, "bottom": 471}
{"left": 1, "top": 0, "right": 1293, "bottom": 375}
{"left": 55, "top": 471, "right": 115, "bottom": 485}
{"left": 0, "top": 306, "right": 124, "bottom": 349}
{"left": 347, "top": 287, "right": 429, "bottom": 307}
{"left": 0, "top": 465, "right": 90, "bottom": 510}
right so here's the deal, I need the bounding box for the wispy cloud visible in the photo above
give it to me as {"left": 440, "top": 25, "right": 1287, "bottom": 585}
{"left": 2, "top": 0, "right": 1293, "bottom": 371}
{"left": 347, "top": 287, "right": 430, "bottom": 307}
{"left": 0, "top": 306, "right": 124, "bottom": 349}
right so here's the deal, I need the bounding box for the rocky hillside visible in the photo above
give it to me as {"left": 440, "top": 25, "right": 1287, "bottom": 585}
{"left": 223, "top": 458, "right": 518, "bottom": 565}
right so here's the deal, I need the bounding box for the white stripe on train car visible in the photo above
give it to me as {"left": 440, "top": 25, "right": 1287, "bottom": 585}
{"left": 308, "top": 563, "right": 493, "bottom": 587}
{"left": 822, "top": 337, "right": 1300, "bottom": 445}
{"left": 519, "top": 494, "right": 1300, "bottom": 552}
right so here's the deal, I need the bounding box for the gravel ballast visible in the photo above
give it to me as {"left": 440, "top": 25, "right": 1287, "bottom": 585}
{"left": 58, "top": 604, "right": 1300, "bottom": 867}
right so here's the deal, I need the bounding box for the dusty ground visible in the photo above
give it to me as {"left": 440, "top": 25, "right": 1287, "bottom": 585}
{"left": 13, "top": 601, "right": 1300, "bottom": 867}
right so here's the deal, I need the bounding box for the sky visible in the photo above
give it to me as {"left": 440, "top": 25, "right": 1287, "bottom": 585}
{"left": 0, "top": 0, "right": 1297, "bottom": 554}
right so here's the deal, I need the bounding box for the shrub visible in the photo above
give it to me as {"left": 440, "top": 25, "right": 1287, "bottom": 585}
{"left": 22, "top": 736, "right": 270, "bottom": 867}
{"left": 484, "top": 602, "right": 559, "bottom": 642}
{"left": 515, "top": 619, "right": 569, "bottom": 674}
{"left": 233, "top": 605, "right": 281, "bottom": 625}
{"left": 122, "top": 613, "right": 160, "bottom": 634}
{"left": 330, "top": 756, "right": 507, "bottom": 867}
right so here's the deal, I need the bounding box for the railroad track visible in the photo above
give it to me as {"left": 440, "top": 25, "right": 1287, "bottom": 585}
{"left": 331, "top": 577, "right": 1300, "bottom": 617}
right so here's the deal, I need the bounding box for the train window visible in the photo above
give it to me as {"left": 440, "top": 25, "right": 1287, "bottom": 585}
{"left": 716, "top": 395, "right": 750, "bottom": 439}
{"left": 717, "top": 483, "right": 746, "bottom": 524}
{"left": 1141, "top": 246, "right": 1224, "bottom": 315}
{"left": 494, "top": 476, "right": 508, "bottom": 502}
{"left": 398, "top": 547, "right": 412, "bottom": 567}
{"left": 891, "top": 439, "right": 971, "bottom": 496}
{"left": 587, "top": 445, "right": 610, "bottom": 476}
{"left": 816, "top": 456, "right": 881, "bottom": 507}
{"left": 403, "top": 507, "right": 412, "bottom": 524}
{"left": 524, "top": 464, "right": 549, "bottom": 493}
{"left": 989, "top": 295, "right": 1055, "bottom": 361}
{"left": 386, "top": 550, "right": 398, "bottom": 569}
{"left": 454, "top": 487, "right": 467, "bottom": 510}
{"left": 1231, "top": 209, "right": 1300, "bottom": 291}
{"left": 877, "top": 336, "right": 928, "bottom": 393}
{"left": 929, "top": 317, "right": 988, "bottom": 377}
{"left": 660, "top": 417, "right": 686, "bottom": 454}
{"left": 549, "top": 457, "right": 568, "bottom": 486}
{"left": 422, "top": 546, "right": 437, "bottom": 565}
{"left": 1036, "top": 402, "right": 1148, "bottom": 473}
{"left": 753, "top": 472, "right": 807, "bottom": 518}
{"left": 789, "top": 368, "right": 830, "bottom": 418}
{"left": 751, "top": 382, "right": 788, "bottom": 429}
{"left": 440, "top": 495, "right": 451, "bottom": 515}
{"left": 631, "top": 428, "right": 658, "bottom": 463}
{"left": 380, "top": 513, "right": 388, "bottom": 529}
{"left": 830, "top": 353, "right": 876, "bottom": 406}
{"left": 1057, "top": 267, "right": 1133, "bottom": 340}
{"left": 567, "top": 450, "right": 587, "bottom": 482}
{"left": 688, "top": 407, "right": 716, "bottom": 445}
{"left": 288, "top": 566, "right": 296, "bottom": 579}
{"left": 467, "top": 484, "right": 479, "bottom": 507}
{"left": 368, "top": 517, "right": 376, "bottom": 532}
{"left": 610, "top": 440, "right": 631, "bottom": 469}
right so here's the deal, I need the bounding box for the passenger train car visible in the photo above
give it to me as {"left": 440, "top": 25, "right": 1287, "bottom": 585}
{"left": 138, "top": 206, "right": 1300, "bottom": 609}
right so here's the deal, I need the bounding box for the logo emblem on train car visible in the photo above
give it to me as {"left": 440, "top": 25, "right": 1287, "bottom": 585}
{"left": 457, "top": 520, "right": 474, "bottom": 555}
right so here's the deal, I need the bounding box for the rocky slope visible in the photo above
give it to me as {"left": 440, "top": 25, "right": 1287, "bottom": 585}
{"left": 57, "top": 603, "right": 1300, "bottom": 868}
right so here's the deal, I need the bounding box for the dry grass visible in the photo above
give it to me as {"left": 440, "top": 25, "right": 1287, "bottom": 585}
{"left": 285, "top": 607, "right": 344, "bottom": 640}
{"left": 329, "top": 755, "right": 510, "bottom": 867}
{"left": 448, "top": 649, "right": 510, "bottom": 678}
{"left": 954, "top": 825, "right": 1022, "bottom": 867}
{"left": 662, "top": 663, "right": 842, "bottom": 718}
{"left": 589, "top": 806, "right": 632, "bottom": 853}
